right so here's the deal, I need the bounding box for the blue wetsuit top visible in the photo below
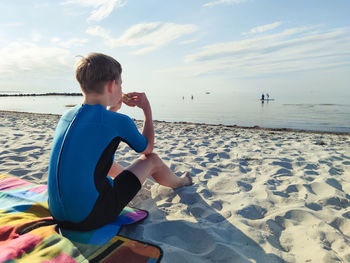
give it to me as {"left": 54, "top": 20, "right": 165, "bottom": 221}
{"left": 48, "top": 104, "right": 147, "bottom": 223}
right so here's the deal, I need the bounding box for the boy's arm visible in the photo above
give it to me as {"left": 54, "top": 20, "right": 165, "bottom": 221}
{"left": 124, "top": 92, "right": 154, "bottom": 155}
{"left": 141, "top": 102, "right": 154, "bottom": 155}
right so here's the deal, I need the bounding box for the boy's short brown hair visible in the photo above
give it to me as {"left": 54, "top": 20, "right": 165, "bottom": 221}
{"left": 76, "top": 53, "right": 122, "bottom": 94}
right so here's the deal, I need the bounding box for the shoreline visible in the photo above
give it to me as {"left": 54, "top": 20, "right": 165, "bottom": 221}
{"left": 0, "top": 92, "right": 82, "bottom": 97}
{"left": 1, "top": 109, "right": 349, "bottom": 136}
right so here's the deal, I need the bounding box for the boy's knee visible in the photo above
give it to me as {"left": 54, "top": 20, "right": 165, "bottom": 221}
{"left": 143, "top": 153, "right": 161, "bottom": 167}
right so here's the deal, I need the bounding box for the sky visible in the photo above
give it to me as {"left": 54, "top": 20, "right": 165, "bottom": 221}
{"left": 0, "top": 0, "right": 349, "bottom": 102}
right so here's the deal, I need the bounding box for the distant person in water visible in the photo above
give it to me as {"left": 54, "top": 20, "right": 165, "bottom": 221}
{"left": 266, "top": 93, "right": 270, "bottom": 99}
{"left": 261, "top": 94, "right": 265, "bottom": 100}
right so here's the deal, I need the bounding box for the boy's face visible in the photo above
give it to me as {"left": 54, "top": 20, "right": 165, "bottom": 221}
{"left": 110, "top": 76, "right": 122, "bottom": 110}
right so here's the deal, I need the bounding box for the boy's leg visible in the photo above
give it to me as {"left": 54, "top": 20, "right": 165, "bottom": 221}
{"left": 126, "top": 153, "right": 192, "bottom": 188}
{"left": 108, "top": 162, "right": 125, "bottom": 179}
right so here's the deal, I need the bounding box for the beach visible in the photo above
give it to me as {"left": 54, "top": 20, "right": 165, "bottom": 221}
{"left": 1, "top": 110, "right": 350, "bottom": 262}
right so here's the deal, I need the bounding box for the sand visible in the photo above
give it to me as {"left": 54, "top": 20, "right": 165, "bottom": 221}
{"left": 1, "top": 110, "right": 350, "bottom": 263}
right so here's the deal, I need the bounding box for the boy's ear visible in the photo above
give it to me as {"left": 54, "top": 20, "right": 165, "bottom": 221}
{"left": 106, "top": 80, "right": 115, "bottom": 93}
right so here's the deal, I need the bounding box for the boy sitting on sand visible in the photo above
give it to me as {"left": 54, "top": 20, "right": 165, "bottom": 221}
{"left": 47, "top": 53, "right": 192, "bottom": 231}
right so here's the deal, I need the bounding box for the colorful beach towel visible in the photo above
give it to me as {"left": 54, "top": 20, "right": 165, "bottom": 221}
{"left": 0, "top": 174, "right": 162, "bottom": 262}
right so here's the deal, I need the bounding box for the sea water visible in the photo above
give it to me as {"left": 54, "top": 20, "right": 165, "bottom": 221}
{"left": 0, "top": 94, "right": 349, "bottom": 133}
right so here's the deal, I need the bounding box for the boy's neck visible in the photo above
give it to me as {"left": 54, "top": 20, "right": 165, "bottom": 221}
{"left": 82, "top": 93, "right": 108, "bottom": 108}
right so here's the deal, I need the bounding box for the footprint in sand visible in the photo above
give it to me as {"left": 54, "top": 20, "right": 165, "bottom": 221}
{"left": 205, "top": 152, "right": 219, "bottom": 161}
{"left": 199, "top": 188, "right": 212, "bottom": 199}
{"left": 210, "top": 200, "right": 223, "bottom": 211}
{"left": 286, "top": 185, "right": 299, "bottom": 193}
{"left": 5, "top": 155, "right": 27, "bottom": 162}
{"left": 318, "top": 159, "right": 332, "bottom": 167}
{"left": 265, "top": 218, "right": 286, "bottom": 251}
{"left": 304, "top": 170, "right": 319, "bottom": 176}
{"left": 237, "top": 181, "right": 252, "bottom": 192}
{"left": 273, "top": 191, "right": 289, "bottom": 198}
{"left": 305, "top": 163, "right": 318, "bottom": 170}
{"left": 328, "top": 167, "right": 344, "bottom": 176}
{"left": 205, "top": 211, "right": 232, "bottom": 223}
{"left": 330, "top": 217, "right": 350, "bottom": 237}
{"left": 323, "top": 197, "right": 350, "bottom": 210}
{"left": 10, "top": 168, "right": 32, "bottom": 176}
{"left": 342, "top": 211, "right": 350, "bottom": 219}
{"left": 272, "top": 184, "right": 299, "bottom": 199}
{"left": 237, "top": 205, "right": 267, "bottom": 220}
{"left": 177, "top": 192, "right": 205, "bottom": 206}
{"left": 218, "top": 152, "right": 230, "bottom": 159}
{"left": 283, "top": 209, "right": 317, "bottom": 222}
{"left": 271, "top": 161, "right": 293, "bottom": 170}
{"left": 189, "top": 206, "right": 209, "bottom": 218}
{"left": 202, "top": 169, "right": 218, "bottom": 180}
{"left": 274, "top": 168, "right": 292, "bottom": 177}
{"left": 325, "top": 178, "right": 343, "bottom": 191}
{"left": 191, "top": 167, "right": 203, "bottom": 175}
{"left": 305, "top": 202, "right": 323, "bottom": 211}
{"left": 266, "top": 178, "right": 283, "bottom": 191}
{"left": 12, "top": 146, "right": 41, "bottom": 153}
{"left": 33, "top": 134, "right": 46, "bottom": 141}
{"left": 303, "top": 184, "right": 316, "bottom": 195}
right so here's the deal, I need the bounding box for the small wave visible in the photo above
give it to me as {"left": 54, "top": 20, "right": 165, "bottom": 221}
{"left": 283, "top": 104, "right": 315, "bottom": 107}
{"left": 283, "top": 103, "right": 349, "bottom": 107}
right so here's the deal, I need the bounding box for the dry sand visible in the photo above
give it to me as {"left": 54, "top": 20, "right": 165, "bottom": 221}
{"left": 1, "top": 110, "right": 350, "bottom": 263}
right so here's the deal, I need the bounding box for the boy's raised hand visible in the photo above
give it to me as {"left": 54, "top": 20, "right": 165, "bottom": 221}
{"left": 123, "top": 92, "right": 150, "bottom": 110}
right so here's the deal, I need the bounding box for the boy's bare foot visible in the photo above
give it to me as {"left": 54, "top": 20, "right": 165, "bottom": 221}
{"left": 178, "top": 172, "right": 193, "bottom": 187}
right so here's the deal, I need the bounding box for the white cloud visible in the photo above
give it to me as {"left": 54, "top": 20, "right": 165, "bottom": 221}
{"left": 243, "top": 22, "right": 281, "bottom": 35}
{"left": 87, "top": 22, "right": 198, "bottom": 54}
{"left": 61, "top": 0, "right": 127, "bottom": 22}
{"left": 157, "top": 26, "right": 350, "bottom": 78}
{"left": 203, "top": 0, "right": 248, "bottom": 7}
{"left": 50, "top": 37, "right": 88, "bottom": 48}
{"left": 0, "top": 22, "right": 23, "bottom": 28}
{"left": 31, "top": 31, "right": 43, "bottom": 42}
{"left": 51, "top": 37, "right": 61, "bottom": 43}
{"left": 180, "top": 39, "right": 198, "bottom": 45}
{"left": 184, "top": 26, "right": 315, "bottom": 63}
{"left": 0, "top": 42, "right": 72, "bottom": 77}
